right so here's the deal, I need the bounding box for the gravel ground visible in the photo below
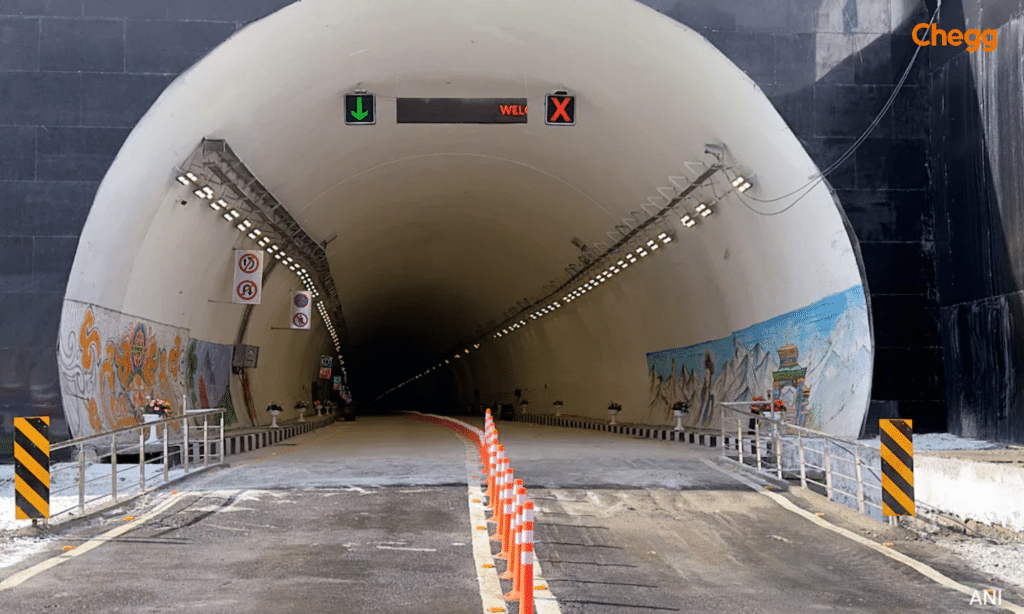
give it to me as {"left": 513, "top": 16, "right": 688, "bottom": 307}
{"left": 926, "top": 535, "right": 1024, "bottom": 592}
{"left": 860, "top": 432, "right": 1009, "bottom": 451}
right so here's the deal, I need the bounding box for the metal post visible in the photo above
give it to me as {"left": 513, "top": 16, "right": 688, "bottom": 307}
{"left": 754, "top": 419, "right": 762, "bottom": 471}
{"left": 163, "top": 418, "right": 169, "bottom": 483}
{"left": 855, "top": 445, "right": 866, "bottom": 514}
{"left": 78, "top": 443, "right": 85, "bottom": 515}
{"left": 203, "top": 415, "right": 209, "bottom": 466}
{"left": 219, "top": 412, "right": 225, "bottom": 464}
{"left": 737, "top": 417, "right": 744, "bottom": 464}
{"left": 183, "top": 416, "right": 190, "bottom": 473}
{"left": 824, "top": 439, "right": 833, "bottom": 501}
{"left": 720, "top": 410, "right": 726, "bottom": 453}
{"left": 111, "top": 434, "right": 118, "bottom": 502}
{"left": 797, "top": 431, "right": 807, "bottom": 489}
{"left": 774, "top": 418, "right": 783, "bottom": 480}
{"left": 139, "top": 426, "right": 146, "bottom": 492}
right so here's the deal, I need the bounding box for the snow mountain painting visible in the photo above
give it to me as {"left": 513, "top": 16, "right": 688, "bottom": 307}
{"left": 646, "top": 285, "right": 872, "bottom": 439}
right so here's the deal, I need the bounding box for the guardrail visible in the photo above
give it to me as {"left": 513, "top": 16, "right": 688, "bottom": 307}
{"left": 719, "top": 403, "right": 885, "bottom": 521}
{"left": 47, "top": 409, "right": 226, "bottom": 520}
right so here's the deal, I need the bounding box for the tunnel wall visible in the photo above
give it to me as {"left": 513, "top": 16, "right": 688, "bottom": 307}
{"left": 927, "top": 0, "right": 1024, "bottom": 444}
{"left": 0, "top": 0, "right": 983, "bottom": 455}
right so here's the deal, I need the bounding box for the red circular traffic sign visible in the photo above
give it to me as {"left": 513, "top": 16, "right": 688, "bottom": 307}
{"left": 236, "top": 280, "right": 258, "bottom": 300}
{"left": 238, "top": 253, "right": 259, "bottom": 274}
{"left": 292, "top": 313, "right": 309, "bottom": 328}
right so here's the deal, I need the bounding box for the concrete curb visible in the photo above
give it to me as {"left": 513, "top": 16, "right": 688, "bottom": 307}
{"left": 513, "top": 413, "right": 733, "bottom": 450}
{"left": 219, "top": 415, "right": 335, "bottom": 457}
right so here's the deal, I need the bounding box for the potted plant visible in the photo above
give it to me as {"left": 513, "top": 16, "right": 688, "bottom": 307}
{"left": 294, "top": 401, "right": 308, "bottom": 422}
{"left": 140, "top": 397, "right": 171, "bottom": 444}
{"left": 607, "top": 402, "right": 622, "bottom": 426}
{"left": 267, "top": 401, "right": 284, "bottom": 428}
{"left": 553, "top": 400, "right": 563, "bottom": 417}
{"left": 671, "top": 400, "right": 690, "bottom": 432}
{"left": 519, "top": 399, "right": 529, "bottom": 416}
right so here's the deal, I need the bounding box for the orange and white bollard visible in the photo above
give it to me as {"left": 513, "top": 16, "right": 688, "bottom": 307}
{"left": 486, "top": 445, "right": 504, "bottom": 511}
{"left": 500, "top": 483, "right": 526, "bottom": 582}
{"left": 503, "top": 485, "right": 528, "bottom": 599}
{"left": 493, "top": 468, "right": 512, "bottom": 548}
{"left": 519, "top": 501, "right": 536, "bottom": 614}
{"left": 497, "top": 477, "right": 520, "bottom": 559}
{"left": 484, "top": 437, "right": 500, "bottom": 501}
{"left": 490, "top": 460, "right": 510, "bottom": 541}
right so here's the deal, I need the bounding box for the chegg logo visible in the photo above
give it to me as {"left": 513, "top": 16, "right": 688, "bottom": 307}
{"left": 913, "top": 23, "right": 997, "bottom": 52}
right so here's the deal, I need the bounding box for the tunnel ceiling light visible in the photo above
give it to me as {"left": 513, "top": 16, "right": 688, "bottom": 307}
{"left": 193, "top": 188, "right": 207, "bottom": 199}
{"left": 222, "top": 212, "right": 233, "bottom": 222}
{"left": 236, "top": 223, "right": 247, "bottom": 232}
{"left": 695, "top": 203, "right": 713, "bottom": 217}
{"left": 176, "top": 174, "right": 191, "bottom": 186}
{"left": 209, "top": 200, "right": 222, "bottom": 211}
{"left": 228, "top": 209, "right": 240, "bottom": 219}
{"left": 732, "top": 176, "right": 752, "bottom": 193}
{"left": 274, "top": 253, "right": 282, "bottom": 260}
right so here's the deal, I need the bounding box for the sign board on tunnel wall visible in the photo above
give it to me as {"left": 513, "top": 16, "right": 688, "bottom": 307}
{"left": 291, "top": 291, "right": 311, "bottom": 330}
{"left": 232, "top": 250, "right": 263, "bottom": 304}
{"left": 319, "top": 367, "right": 332, "bottom": 380}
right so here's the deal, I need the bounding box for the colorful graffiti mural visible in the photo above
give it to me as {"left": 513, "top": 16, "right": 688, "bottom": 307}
{"left": 646, "top": 285, "right": 872, "bottom": 439}
{"left": 58, "top": 301, "right": 189, "bottom": 438}
{"left": 186, "top": 340, "right": 239, "bottom": 427}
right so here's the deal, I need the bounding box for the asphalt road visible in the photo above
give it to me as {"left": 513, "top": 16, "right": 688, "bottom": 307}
{"left": 0, "top": 415, "right": 1013, "bottom": 613}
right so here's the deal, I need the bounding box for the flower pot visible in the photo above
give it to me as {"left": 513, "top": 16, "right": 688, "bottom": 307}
{"left": 297, "top": 409, "right": 306, "bottom": 423}
{"left": 673, "top": 409, "right": 685, "bottom": 432}
{"left": 142, "top": 413, "right": 161, "bottom": 444}
{"left": 269, "top": 409, "right": 282, "bottom": 428}
{"left": 608, "top": 409, "right": 620, "bottom": 426}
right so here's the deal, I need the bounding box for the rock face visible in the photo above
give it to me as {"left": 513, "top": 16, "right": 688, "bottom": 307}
{"left": 647, "top": 286, "right": 872, "bottom": 439}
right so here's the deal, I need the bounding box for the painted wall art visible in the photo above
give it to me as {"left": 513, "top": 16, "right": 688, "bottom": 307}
{"left": 58, "top": 300, "right": 189, "bottom": 438}
{"left": 186, "top": 340, "right": 239, "bottom": 427}
{"left": 646, "top": 285, "right": 872, "bottom": 439}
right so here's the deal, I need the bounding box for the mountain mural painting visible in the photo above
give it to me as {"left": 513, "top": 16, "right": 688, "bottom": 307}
{"left": 646, "top": 285, "right": 872, "bottom": 439}
{"left": 186, "top": 340, "right": 238, "bottom": 427}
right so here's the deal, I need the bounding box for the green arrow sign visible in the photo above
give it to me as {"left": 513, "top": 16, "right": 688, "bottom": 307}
{"left": 345, "top": 93, "right": 375, "bottom": 125}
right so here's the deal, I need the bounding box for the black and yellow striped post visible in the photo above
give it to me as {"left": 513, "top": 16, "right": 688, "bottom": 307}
{"left": 880, "top": 418, "right": 914, "bottom": 517}
{"left": 14, "top": 417, "right": 50, "bottom": 520}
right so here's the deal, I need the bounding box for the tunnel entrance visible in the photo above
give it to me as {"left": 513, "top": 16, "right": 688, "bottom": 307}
{"left": 56, "top": 0, "right": 872, "bottom": 443}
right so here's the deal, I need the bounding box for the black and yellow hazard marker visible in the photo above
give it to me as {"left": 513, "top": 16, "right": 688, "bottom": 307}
{"left": 14, "top": 417, "right": 50, "bottom": 520}
{"left": 880, "top": 418, "right": 914, "bottom": 516}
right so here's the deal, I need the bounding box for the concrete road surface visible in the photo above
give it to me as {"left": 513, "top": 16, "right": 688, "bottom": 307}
{"left": 0, "top": 415, "right": 1014, "bottom": 613}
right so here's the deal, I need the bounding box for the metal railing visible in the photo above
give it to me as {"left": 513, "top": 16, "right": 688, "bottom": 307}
{"left": 719, "top": 404, "right": 884, "bottom": 520}
{"left": 47, "top": 409, "right": 226, "bottom": 520}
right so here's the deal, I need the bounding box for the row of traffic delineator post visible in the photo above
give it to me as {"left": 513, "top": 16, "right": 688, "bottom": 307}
{"left": 405, "top": 410, "right": 538, "bottom": 613}
{"left": 481, "top": 407, "right": 536, "bottom": 614}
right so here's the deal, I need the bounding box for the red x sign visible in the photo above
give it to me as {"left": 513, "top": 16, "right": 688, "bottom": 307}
{"left": 546, "top": 94, "right": 575, "bottom": 125}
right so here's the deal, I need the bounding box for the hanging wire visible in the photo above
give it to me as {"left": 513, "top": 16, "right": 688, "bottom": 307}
{"left": 730, "top": 2, "right": 940, "bottom": 216}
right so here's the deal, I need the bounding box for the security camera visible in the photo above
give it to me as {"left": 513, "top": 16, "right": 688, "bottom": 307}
{"left": 180, "top": 200, "right": 188, "bottom": 206}
{"left": 704, "top": 143, "right": 725, "bottom": 158}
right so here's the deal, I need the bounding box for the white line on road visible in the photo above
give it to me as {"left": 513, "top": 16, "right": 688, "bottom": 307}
{"left": 376, "top": 546, "right": 437, "bottom": 552}
{"left": 704, "top": 459, "right": 1024, "bottom": 614}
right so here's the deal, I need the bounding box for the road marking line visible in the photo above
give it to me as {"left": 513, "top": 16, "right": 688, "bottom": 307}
{"left": 703, "top": 459, "right": 1024, "bottom": 614}
{"left": 376, "top": 546, "right": 437, "bottom": 552}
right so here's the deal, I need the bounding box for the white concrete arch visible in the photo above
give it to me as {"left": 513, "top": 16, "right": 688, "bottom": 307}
{"left": 58, "top": 0, "right": 871, "bottom": 438}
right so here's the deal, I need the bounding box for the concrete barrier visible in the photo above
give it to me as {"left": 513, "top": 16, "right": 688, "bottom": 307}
{"left": 916, "top": 454, "right": 1024, "bottom": 533}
